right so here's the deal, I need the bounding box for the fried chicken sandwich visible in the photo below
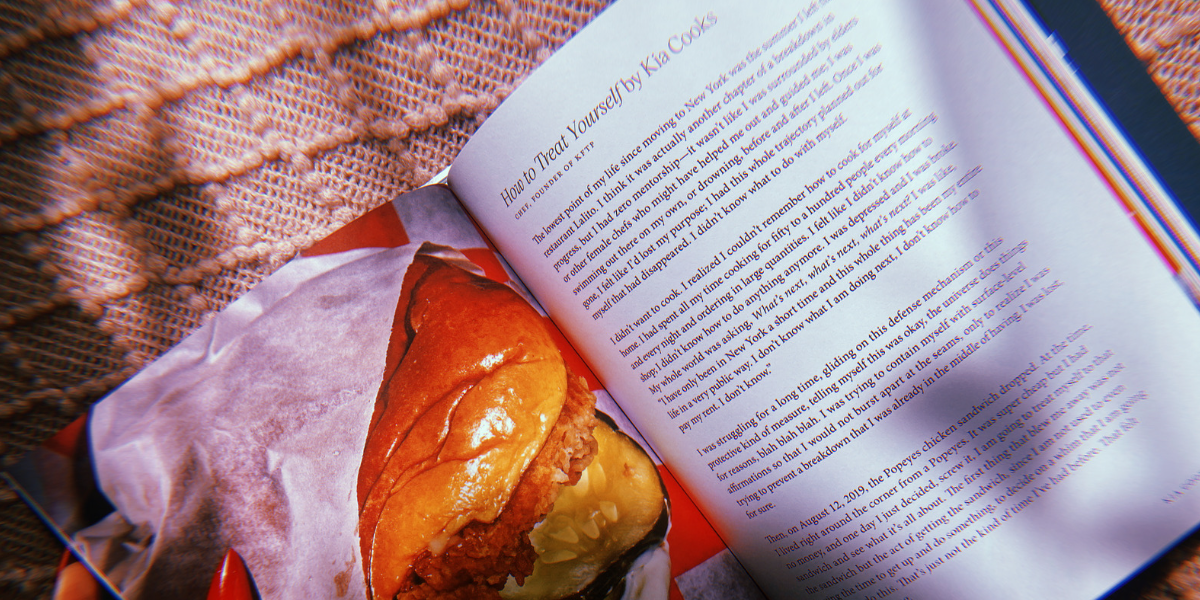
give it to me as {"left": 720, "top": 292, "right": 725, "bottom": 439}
{"left": 357, "top": 246, "right": 667, "bottom": 600}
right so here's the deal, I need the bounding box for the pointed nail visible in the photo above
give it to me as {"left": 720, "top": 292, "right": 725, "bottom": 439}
{"left": 53, "top": 561, "right": 102, "bottom": 600}
{"left": 207, "top": 549, "right": 255, "bottom": 600}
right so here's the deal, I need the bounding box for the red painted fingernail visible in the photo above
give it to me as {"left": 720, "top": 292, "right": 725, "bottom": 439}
{"left": 207, "top": 549, "right": 255, "bottom": 600}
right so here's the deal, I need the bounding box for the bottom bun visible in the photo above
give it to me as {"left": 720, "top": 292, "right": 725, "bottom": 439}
{"left": 501, "top": 413, "right": 670, "bottom": 600}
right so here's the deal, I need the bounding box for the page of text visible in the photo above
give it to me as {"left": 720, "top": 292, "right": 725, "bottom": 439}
{"left": 449, "top": 1, "right": 1200, "bottom": 598}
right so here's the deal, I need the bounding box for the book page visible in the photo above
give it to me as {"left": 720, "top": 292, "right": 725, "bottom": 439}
{"left": 449, "top": 0, "right": 1200, "bottom": 598}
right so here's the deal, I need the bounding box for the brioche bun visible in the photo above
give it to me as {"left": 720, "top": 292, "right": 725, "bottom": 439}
{"left": 357, "top": 248, "right": 598, "bottom": 599}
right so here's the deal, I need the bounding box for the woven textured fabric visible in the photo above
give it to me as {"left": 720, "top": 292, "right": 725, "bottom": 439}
{"left": 0, "top": 1, "right": 1197, "bottom": 598}
{"left": 1100, "top": 0, "right": 1200, "bottom": 139}
{"left": 0, "top": 1, "right": 611, "bottom": 597}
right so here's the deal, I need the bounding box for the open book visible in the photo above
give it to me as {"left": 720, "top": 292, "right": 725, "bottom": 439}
{"left": 9, "top": 0, "right": 1200, "bottom": 599}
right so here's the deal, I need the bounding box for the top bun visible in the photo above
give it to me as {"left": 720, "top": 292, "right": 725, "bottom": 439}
{"left": 357, "top": 248, "right": 568, "bottom": 600}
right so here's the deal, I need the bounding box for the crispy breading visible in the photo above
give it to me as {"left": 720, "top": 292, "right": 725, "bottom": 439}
{"left": 402, "top": 372, "right": 598, "bottom": 599}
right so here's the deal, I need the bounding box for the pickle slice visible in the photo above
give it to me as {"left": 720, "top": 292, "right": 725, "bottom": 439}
{"left": 501, "top": 415, "right": 668, "bottom": 600}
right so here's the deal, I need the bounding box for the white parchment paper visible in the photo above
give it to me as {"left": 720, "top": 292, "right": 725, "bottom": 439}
{"left": 84, "top": 245, "right": 419, "bottom": 600}
{"left": 75, "top": 186, "right": 509, "bottom": 600}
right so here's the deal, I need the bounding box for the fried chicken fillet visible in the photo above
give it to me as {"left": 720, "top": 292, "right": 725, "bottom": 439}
{"left": 357, "top": 249, "right": 597, "bottom": 600}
